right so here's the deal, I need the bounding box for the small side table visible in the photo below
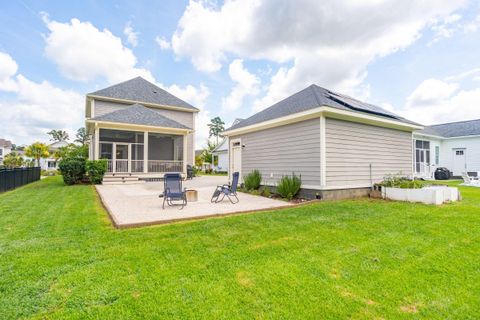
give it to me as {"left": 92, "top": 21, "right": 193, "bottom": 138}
{"left": 185, "top": 189, "right": 198, "bottom": 202}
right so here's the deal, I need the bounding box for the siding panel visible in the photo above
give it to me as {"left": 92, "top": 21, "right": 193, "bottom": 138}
{"left": 232, "top": 118, "right": 321, "bottom": 187}
{"left": 326, "top": 118, "right": 413, "bottom": 187}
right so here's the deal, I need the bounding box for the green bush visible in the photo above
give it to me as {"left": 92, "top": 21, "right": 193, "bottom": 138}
{"left": 244, "top": 169, "right": 262, "bottom": 191}
{"left": 85, "top": 160, "right": 107, "bottom": 184}
{"left": 260, "top": 186, "right": 271, "bottom": 198}
{"left": 58, "top": 158, "right": 86, "bottom": 185}
{"left": 380, "top": 174, "right": 423, "bottom": 189}
{"left": 276, "top": 173, "right": 302, "bottom": 200}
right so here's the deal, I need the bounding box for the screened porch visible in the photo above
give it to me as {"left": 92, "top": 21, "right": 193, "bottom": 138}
{"left": 96, "top": 129, "right": 185, "bottom": 174}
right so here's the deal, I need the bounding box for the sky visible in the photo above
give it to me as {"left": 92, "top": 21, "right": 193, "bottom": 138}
{"left": 1, "top": 0, "right": 480, "bottom": 148}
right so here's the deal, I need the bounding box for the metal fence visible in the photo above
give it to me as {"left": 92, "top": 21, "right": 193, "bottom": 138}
{"left": 0, "top": 167, "right": 41, "bottom": 193}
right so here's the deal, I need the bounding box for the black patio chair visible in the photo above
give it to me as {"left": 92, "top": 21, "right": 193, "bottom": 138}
{"left": 161, "top": 173, "right": 187, "bottom": 209}
{"left": 186, "top": 164, "right": 194, "bottom": 180}
{"left": 211, "top": 172, "right": 239, "bottom": 204}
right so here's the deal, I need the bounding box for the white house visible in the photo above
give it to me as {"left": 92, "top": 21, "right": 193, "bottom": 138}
{"left": 0, "top": 138, "right": 12, "bottom": 165}
{"left": 413, "top": 119, "right": 480, "bottom": 178}
{"left": 40, "top": 140, "right": 70, "bottom": 171}
{"left": 212, "top": 119, "right": 243, "bottom": 173}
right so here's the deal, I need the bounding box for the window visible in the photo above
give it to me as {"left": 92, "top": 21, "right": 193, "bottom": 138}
{"left": 0, "top": 149, "right": 2, "bottom": 156}
{"left": 414, "top": 139, "right": 431, "bottom": 173}
{"left": 456, "top": 150, "right": 464, "bottom": 156}
{"left": 435, "top": 146, "right": 440, "bottom": 165}
{"left": 100, "top": 143, "right": 113, "bottom": 159}
{"left": 48, "top": 161, "right": 56, "bottom": 168}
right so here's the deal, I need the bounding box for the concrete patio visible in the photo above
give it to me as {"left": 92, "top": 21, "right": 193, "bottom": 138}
{"left": 96, "top": 175, "right": 293, "bottom": 227}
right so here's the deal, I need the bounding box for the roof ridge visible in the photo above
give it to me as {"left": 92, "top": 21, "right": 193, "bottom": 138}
{"left": 309, "top": 84, "right": 322, "bottom": 106}
{"left": 428, "top": 118, "right": 480, "bottom": 127}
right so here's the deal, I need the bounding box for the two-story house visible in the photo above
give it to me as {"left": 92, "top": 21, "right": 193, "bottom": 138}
{"left": 85, "top": 77, "right": 198, "bottom": 181}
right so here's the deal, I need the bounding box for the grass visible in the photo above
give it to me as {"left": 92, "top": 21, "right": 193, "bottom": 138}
{"left": 0, "top": 177, "right": 479, "bottom": 319}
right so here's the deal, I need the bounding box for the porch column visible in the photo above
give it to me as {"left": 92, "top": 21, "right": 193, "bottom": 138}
{"left": 143, "top": 131, "right": 148, "bottom": 173}
{"left": 183, "top": 133, "right": 187, "bottom": 174}
{"left": 94, "top": 126, "right": 100, "bottom": 160}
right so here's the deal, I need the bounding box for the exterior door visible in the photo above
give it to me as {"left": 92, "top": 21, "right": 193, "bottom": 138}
{"left": 230, "top": 140, "right": 242, "bottom": 180}
{"left": 115, "top": 144, "right": 129, "bottom": 173}
{"left": 452, "top": 148, "right": 466, "bottom": 176}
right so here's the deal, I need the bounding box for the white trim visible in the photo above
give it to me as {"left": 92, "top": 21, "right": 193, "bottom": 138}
{"left": 94, "top": 126, "right": 100, "bottom": 160}
{"left": 320, "top": 115, "right": 326, "bottom": 188}
{"left": 183, "top": 134, "right": 187, "bottom": 173}
{"left": 86, "top": 119, "right": 192, "bottom": 134}
{"left": 413, "top": 132, "right": 480, "bottom": 140}
{"left": 222, "top": 105, "right": 422, "bottom": 136}
{"left": 91, "top": 99, "right": 95, "bottom": 118}
{"left": 143, "top": 131, "right": 148, "bottom": 173}
{"left": 87, "top": 95, "right": 199, "bottom": 113}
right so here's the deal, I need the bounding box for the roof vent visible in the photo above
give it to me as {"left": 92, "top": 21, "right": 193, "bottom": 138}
{"left": 153, "top": 90, "right": 157, "bottom": 94}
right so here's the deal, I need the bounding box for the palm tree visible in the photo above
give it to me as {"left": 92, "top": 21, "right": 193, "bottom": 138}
{"left": 25, "top": 142, "right": 50, "bottom": 167}
{"left": 3, "top": 152, "right": 24, "bottom": 168}
{"left": 208, "top": 117, "right": 225, "bottom": 145}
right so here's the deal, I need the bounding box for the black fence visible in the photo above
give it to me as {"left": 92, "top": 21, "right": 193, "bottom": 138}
{"left": 0, "top": 167, "right": 41, "bottom": 193}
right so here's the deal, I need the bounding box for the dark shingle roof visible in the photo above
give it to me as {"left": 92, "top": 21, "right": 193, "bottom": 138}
{"left": 91, "top": 104, "right": 191, "bottom": 130}
{"left": 418, "top": 119, "right": 480, "bottom": 138}
{"left": 89, "top": 77, "right": 199, "bottom": 111}
{"left": 227, "top": 84, "right": 417, "bottom": 131}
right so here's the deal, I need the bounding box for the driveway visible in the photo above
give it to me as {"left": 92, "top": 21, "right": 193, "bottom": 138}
{"left": 96, "top": 175, "right": 292, "bottom": 227}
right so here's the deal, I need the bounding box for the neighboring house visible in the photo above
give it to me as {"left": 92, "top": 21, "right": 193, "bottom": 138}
{"left": 39, "top": 140, "right": 70, "bottom": 171}
{"left": 222, "top": 85, "right": 422, "bottom": 199}
{"left": 212, "top": 118, "right": 243, "bottom": 173}
{"left": 212, "top": 138, "right": 228, "bottom": 172}
{"left": 413, "top": 119, "right": 480, "bottom": 178}
{"left": 85, "top": 77, "right": 198, "bottom": 176}
{"left": 0, "top": 138, "right": 13, "bottom": 165}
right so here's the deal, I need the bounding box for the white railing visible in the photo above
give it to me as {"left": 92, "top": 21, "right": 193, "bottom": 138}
{"left": 115, "top": 160, "right": 129, "bottom": 173}
{"left": 104, "top": 160, "right": 183, "bottom": 173}
{"left": 148, "top": 160, "right": 183, "bottom": 173}
{"left": 415, "top": 163, "right": 436, "bottom": 180}
{"left": 131, "top": 160, "right": 144, "bottom": 173}
{"left": 106, "top": 160, "right": 113, "bottom": 173}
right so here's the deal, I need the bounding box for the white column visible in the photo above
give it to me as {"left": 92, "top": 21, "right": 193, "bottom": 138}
{"left": 143, "top": 131, "right": 148, "bottom": 173}
{"left": 183, "top": 133, "right": 187, "bottom": 174}
{"left": 94, "top": 127, "right": 100, "bottom": 160}
{"left": 112, "top": 143, "right": 116, "bottom": 174}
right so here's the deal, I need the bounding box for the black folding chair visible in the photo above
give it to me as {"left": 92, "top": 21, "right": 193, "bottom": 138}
{"left": 211, "top": 172, "right": 239, "bottom": 204}
{"left": 161, "top": 173, "right": 187, "bottom": 209}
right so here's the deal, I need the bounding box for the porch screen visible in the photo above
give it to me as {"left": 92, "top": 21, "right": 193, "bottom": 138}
{"left": 148, "top": 133, "right": 183, "bottom": 161}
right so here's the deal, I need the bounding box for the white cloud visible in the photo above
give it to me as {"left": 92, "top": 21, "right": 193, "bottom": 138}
{"left": 0, "top": 55, "right": 84, "bottom": 144}
{"left": 171, "top": 0, "right": 466, "bottom": 111}
{"left": 155, "top": 36, "right": 171, "bottom": 50}
{"left": 401, "top": 77, "right": 480, "bottom": 125}
{"left": 42, "top": 14, "right": 153, "bottom": 83}
{"left": 222, "top": 59, "right": 260, "bottom": 112}
{"left": 123, "top": 21, "right": 139, "bottom": 47}
{"left": 159, "top": 83, "right": 210, "bottom": 148}
{"left": 0, "top": 52, "right": 18, "bottom": 91}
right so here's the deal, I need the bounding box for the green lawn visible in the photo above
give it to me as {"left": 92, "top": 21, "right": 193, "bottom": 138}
{"left": 0, "top": 177, "right": 479, "bottom": 319}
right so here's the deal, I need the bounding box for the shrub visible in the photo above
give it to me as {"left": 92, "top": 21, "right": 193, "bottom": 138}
{"left": 380, "top": 174, "right": 423, "bottom": 189}
{"left": 58, "top": 158, "right": 86, "bottom": 185}
{"left": 260, "top": 186, "right": 271, "bottom": 198}
{"left": 276, "top": 173, "right": 302, "bottom": 200}
{"left": 244, "top": 169, "right": 262, "bottom": 191}
{"left": 85, "top": 160, "right": 107, "bottom": 184}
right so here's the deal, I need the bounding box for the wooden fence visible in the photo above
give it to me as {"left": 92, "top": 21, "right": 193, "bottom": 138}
{"left": 0, "top": 167, "right": 41, "bottom": 193}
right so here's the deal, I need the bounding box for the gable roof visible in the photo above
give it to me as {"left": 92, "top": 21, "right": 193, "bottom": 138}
{"left": 226, "top": 84, "right": 417, "bottom": 131}
{"left": 418, "top": 119, "right": 480, "bottom": 138}
{"left": 212, "top": 138, "right": 228, "bottom": 153}
{"left": 48, "top": 141, "right": 70, "bottom": 150}
{"left": 89, "top": 77, "right": 199, "bottom": 111}
{"left": 0, "top": 138, "right": 12, "bottom": 148}
{"left": 90, "top": 104, "right": 191, "bottom": 130}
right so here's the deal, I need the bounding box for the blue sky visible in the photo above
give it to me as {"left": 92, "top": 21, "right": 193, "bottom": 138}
{"left": 1, "top": 0, "right": 480, "bottom": 147}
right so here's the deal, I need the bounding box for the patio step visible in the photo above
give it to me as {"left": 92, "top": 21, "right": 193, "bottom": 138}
{"left": 102, "top": 175, "right": 145, "bottom": 185}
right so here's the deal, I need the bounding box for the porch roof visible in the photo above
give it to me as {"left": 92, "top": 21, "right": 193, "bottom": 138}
{"left": 89, "top": 103, "right": 191, "bottom": 130}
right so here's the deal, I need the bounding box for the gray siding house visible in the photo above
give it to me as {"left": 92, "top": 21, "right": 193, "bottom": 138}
{"left": 85, "top": 77, "right": 198, "bottom": 177}
{"left": 222, "top": 85, "right": 422, "bottom": 199}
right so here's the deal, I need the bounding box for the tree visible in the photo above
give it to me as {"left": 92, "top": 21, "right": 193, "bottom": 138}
{"left": 25, "top": 142, "right": 50, "bottom": 166}
{"left": 201, "top": 140, "right": 217, "bottom": 170}
{"left": 208, "top": 117, "right": 225, "bottom": 144}
{"left": 47, "top": 129, "right": 69, "bottom": 142}
{"left": 195, "top": 155, "right": 204, "bottom": 168}
{"left": 3, "top": 152, "right": 24, "bottom": 168}
{"left": 74, "top": 127, "right": 89, "bottom": 145}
